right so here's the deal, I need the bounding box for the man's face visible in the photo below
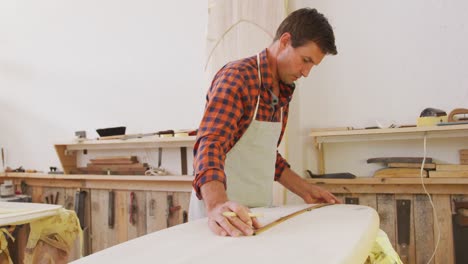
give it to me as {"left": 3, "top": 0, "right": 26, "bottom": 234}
{"left": 276, "top": 38, "right": 325, "bottom": 84}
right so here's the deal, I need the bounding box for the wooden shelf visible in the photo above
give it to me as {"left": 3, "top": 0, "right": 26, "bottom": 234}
{"left": 310, "top": 124, "right": 468, "bottom": 143}
{"left": 306, "top": 177, "right": 468, "bottom": 194}
{"left": 0, "top": 173, "right": 194, "bottom": 192}
{"left": 309, "top": 124, "right": 468, "bottom": 174}
{"left": 54, "top": 136, "right": 196, "bottom": 174}
{"left": 2, "top": 172, "right": 194, "bottom": 182}
{"left": 56, "top": 136, "right": 196, "bottom": 151}
{"left": 307, "top": 177, "right": 468, "bottom": 185}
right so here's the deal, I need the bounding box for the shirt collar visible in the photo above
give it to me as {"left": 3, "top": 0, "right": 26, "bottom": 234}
{"left": 258, "top": 49, "right": 295, "bottom": 106}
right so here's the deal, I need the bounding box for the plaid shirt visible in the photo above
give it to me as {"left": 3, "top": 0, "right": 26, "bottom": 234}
{"left": 193, "top": 49, "right": 295, "bottom": 199}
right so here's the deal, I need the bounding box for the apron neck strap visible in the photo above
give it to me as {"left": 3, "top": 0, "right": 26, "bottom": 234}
{"left": 254, "top": 53, "right": 262, "bottom": 118}
{"left": 255, "top": 53, "right": 283, "bottom": 122}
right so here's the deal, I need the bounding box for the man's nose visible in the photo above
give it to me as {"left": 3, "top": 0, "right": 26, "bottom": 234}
{"left": 301, "top": 65, "right": 313, "bottom": 77}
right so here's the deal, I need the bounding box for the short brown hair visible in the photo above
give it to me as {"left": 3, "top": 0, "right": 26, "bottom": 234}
{"left": 274, "top": 8, "right": 337, "bottom": 55}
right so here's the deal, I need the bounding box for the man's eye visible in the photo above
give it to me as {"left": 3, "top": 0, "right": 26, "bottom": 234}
{"left": 303, "top": 58, "right": 311, "bottom": 63}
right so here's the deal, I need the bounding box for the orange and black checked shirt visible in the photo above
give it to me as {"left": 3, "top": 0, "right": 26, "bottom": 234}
{"left": 193, "top": 49, "right": 295, "bottom": 199}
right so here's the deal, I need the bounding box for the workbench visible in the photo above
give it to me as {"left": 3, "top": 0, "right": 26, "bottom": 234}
{"left": 0, "top": 172, "right": 193, "bottom": 257}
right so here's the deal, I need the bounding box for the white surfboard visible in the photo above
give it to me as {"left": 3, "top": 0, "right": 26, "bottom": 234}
{"left": 71, "top": 204, "right": 379, "bottom": 264}
{"left": 0, "top": 201, "right": 62, "bottom": 226}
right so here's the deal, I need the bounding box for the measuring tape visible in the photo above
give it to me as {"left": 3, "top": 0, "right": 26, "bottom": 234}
{"left": 253, "top": 203, "right": 334, "bottom": 235}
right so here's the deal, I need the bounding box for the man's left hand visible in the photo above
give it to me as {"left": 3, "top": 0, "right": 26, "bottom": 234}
{"left": 298, "top": 183, "right": 341, "bottom": 204}
{"left": 279, "top": 167, "right": 341, "bottom": 204}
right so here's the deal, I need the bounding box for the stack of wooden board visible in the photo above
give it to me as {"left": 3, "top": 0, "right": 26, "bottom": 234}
{"left": 429, "top": 164, "right": 468, "bottom": 178}
{"left": 76, "top": 156, "right": 149, "bottom": 175}
{"left": 371, "top": 157, "right": 434, "bottom": 178}
{"left": 460, "top": 149, "right": 468, "bottom": 165}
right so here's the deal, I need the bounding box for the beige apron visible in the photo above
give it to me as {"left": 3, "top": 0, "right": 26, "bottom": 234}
{"left": 189, "top": 54, "right": 283, "bottom": 220}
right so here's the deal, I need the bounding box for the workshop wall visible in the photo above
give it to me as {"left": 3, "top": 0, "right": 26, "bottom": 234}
{"left": 285, "top": 0, "right": 468, "bottom": 193}
{"left": 1, "top": 0, "right": 468, "bottom": 191}
{"left": 0, "top": 1, "right": 208, "bottom": 172}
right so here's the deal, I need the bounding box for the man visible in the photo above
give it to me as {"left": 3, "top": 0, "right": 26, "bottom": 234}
{"left": 190, "top": 8, "right": 339, "bottom": 237}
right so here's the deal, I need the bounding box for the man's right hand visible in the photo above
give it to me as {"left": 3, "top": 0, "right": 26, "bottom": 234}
{"left": 200, "top": 181, "right": 261, "bottom": 236}
{"left": 206, "top": 201, "right": 261, "bottom": 237}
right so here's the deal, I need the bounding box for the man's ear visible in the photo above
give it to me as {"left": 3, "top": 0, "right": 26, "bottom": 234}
{"left": 279, "top": 32, "right": 292, "bottom": 48}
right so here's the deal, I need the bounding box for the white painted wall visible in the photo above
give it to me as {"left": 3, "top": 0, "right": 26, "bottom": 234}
{"left": 0, "top": 1, "right": 207, "bottom": 172}
{"left": 286, "top": 0, "right": 468, "bottom": 193}
{"left": 1, "top": 0, "right": 467, "bottom": 194}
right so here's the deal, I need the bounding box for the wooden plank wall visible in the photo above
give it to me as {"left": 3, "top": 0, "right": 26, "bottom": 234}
{"left": 87, "top": 190, "right": 190, "bottom": 254}
{"left": 414, "top": 194, "right": 435, "bottom": 264}
{"left": 146, "top": 191, "right": 168, "bottom": 233}
{"left": 395, "top": 194, "right": 416, "bottom": 264}
{"left": 341, "top": 193, "right": 463, "bottom": 264}
{"left": 432, "top": 195, "right": 454, "bottom": 264}
{"left": 377, "top": 194, "right": 396, "bottom": 248}
{"left": 7, "top": 184, "right": 188, "bottom": 261}
{"left": 23, "top": 182, "right": 465, "bottom": 263}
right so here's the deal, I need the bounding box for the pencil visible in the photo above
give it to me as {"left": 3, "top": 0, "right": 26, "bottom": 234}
{"left": 222, "top": 212, "right": 263, "bottom": 218}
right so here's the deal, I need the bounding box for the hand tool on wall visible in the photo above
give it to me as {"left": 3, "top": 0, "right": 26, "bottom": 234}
{"left": 108, "top": 191, "right": 115, "bottom": 228}
{"left": 345, "top": 197, "right": 359, "bottom": 204}
{"left": 1, "top": 148, "right": 5, "bottom": 170}
{"left": 397, "top": 199, "right": 411, "bottom": 263}
{"left": 149, "top": 199, "right": 156, "bottom": 217}
{"left": 75, "top": 190, "right": 87, "bottom": 229}
{"left": 129, "top": 192, "right": 138, "bottom": 225}
{"left": 454, "top": 200, "right": 468, "bottom": 227}
{"left": 306, "top": 170, "right": 356, "bottom": 179}
{"left": 65, "top": 195, "right": 74, "bottom": 210}
{"left": 166, "top": 195, "right": 181, "bottom": 227}
{"left": 183, "top": 211, "right": 188, "bottom": 223}
{"left": 180, "top": 147, "right": 188, "bottom": 175}
{"left": 43, "top": 192, "right": 60, "bottom": 204}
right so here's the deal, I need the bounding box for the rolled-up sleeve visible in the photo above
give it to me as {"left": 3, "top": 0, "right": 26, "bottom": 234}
{"left": 275, "top": 152, "right": 290, "bottom": 181}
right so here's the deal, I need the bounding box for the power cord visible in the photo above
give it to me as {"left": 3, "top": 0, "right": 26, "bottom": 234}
{"left": 420, "top": 133, "right": 441, "bottom": 264}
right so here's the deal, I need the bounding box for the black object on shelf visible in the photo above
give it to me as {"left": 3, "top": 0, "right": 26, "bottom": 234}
{"left": 306, "top": 170, "right": 356, "bottom": 179}
{"left": 96, "top": 126, "right": 126, "bottom": 137}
